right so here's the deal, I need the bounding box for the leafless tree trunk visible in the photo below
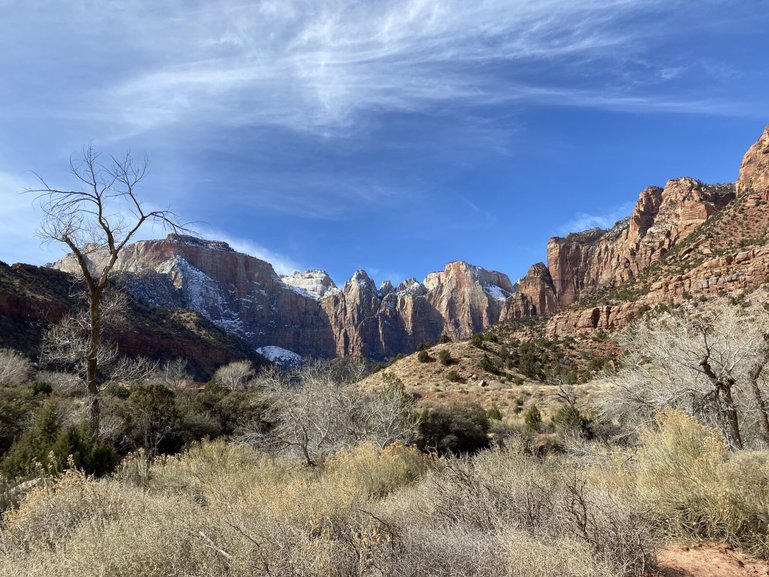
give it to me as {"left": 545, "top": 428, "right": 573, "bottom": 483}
{"left": 29, "top": 145, "right": 186, "bottom": 433}
{"left": 700, "top": 354, "right": 742, "bottom": 450}
{"left": 747, "top": 354, "right": 769, "bottom": 444}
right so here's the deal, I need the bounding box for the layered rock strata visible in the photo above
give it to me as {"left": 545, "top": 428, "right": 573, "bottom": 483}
{"left": 53, "top": 239, "right": 550, "bottom": 358}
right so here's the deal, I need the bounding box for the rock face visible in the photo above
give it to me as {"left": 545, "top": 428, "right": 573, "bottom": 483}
{"left": 48, "top": 124, "right": 769, "bottom": 350}
{"left": 737, "top": 125, "right": 769, "bottom": 199}
{"left": 546, "top": 124, "right": 769, "bottom": 335}
{"left": 53, "top": 237, "right": 548, "bottom": 359}
{"left": 0, "top": 261, "right": 262, "bottom": 379}
{"left": 547, "top": 178, "right": 735, "bottom": 307}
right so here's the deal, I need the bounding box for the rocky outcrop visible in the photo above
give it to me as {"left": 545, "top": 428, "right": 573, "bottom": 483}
{"left": 737, "top": 125, "right": 769, "bottom": 199}
{"left": 546, "top": 125, "right": 769, "bottom": 335}
{"left": 547, "top": 178, "right": 734, "bottom": 307}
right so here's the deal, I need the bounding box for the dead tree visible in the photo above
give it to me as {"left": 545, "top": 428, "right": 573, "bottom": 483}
{"left": 602, "top": 302, "right": 769, "bottom": 450}
{"left": 30, "top": 145, "right": 186, "bottom": 432}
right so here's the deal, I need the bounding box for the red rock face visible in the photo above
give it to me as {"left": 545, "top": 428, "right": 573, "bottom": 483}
{"left": 54, "top": 240, "right": 547, "bottom": 359}
{"left": 737, "top": 125, "right": 769, "bottom": 199}
{"left": 0, "top": 262, "right": 261, "bottom": 379}
{"left": 546, "top": 125, "right": 769, "bottom": 336}
{"left": 547, "top": 178, "right": 734, "bottom": 307}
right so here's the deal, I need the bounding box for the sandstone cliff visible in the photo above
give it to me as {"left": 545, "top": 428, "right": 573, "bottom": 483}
{"left": 546, "top": 125, "right": 769, "bottom": 335}
{"left": 0, "top": 261, "right": 262, "bottom": 378}
{"left": 547, "top": 178, "right": 735, "bottom": 307}
{"left": 53, "top": 238, "right": 547, "bottom": 359}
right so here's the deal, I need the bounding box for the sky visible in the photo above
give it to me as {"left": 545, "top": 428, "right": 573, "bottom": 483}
{"left": 0, "top": 0, "right": 767, "bottom": 287}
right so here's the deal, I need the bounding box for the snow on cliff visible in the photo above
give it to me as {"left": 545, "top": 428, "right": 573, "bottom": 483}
{"left": 256, "top": 346, "right": 304, "bottom": 366}
{"left": 280, "top": 270, "right": 339, "bottom": 300}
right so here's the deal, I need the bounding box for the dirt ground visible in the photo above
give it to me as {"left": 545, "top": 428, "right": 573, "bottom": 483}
{"left": 653, "top": 544, "right": 769, "bottom": 577}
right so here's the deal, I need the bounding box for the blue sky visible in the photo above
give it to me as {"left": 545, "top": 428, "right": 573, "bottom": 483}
{"left": 0, "top": 1, "right": 766, "bottom": 287}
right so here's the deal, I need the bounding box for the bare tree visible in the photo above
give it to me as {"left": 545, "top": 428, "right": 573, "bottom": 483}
{"left": 153, "top": 358, "right": 191, "bottom": 391}
{"left": 29, "top": 145, "right": 186, "bottom": 431}
{"left": 600, "top": 301, "right": 769, "bottom": 450}
{"left": 213, "top": 360, "right": 255, "bottom": 390}
{"left": 244, "top": 361, "right": 417, "bottom": 466}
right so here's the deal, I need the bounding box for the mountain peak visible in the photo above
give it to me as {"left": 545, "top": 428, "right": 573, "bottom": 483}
{"left": 166, "top": 234, "right": 233, "bottom": 252}
{"left": 281, "top": 270, "right": 339, "bottom": 300}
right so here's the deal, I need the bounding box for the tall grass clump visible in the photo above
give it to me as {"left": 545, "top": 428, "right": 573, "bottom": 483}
{"left": 630, "top": 409, "right": 769, "bottom": 556}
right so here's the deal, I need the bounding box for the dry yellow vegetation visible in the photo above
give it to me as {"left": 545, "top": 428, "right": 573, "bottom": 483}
{"left": 2, "top": 410, "right": 768, "bottom": 577}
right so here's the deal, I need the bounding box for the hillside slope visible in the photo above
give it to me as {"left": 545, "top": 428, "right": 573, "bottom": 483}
{"left": 0, "top": 262, "right": 262, "bottom": 379}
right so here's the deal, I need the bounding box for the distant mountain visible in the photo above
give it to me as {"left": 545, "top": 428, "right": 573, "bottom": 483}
{"left": 0, "top": 261, "right": 263, "bottom": 379}
{"left": 52, "top": 237, "right": 552, "bottom": 359}
{"left": 42, "top": 123, "right": 769, "bottom": 362}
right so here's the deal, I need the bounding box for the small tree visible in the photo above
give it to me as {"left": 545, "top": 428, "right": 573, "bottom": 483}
{"left": 30, "top": 145, "right": 186, "bottom": 432}
{"left": 213, "top": 360, "right": 255, "bottom": 390}
{"left": 524, "top": 405, "right": 542, "bottom": 431}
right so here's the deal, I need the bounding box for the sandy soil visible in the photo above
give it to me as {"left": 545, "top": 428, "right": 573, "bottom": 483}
{"left": 654, "top": 544, "right": 769, "bottom": 577}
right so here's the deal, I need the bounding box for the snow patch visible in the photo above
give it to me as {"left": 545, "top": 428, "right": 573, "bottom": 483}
{"left": 483, "top": 284, "right": 513, "bottom": 302}
{"left": 281, "top": 270, "right": 339, "bottom": 300}
{"left": 396, "top": 278, "right": 427, "bottom": 297}
{"left": 256, "top": 346, "right": 304, "bottom": 366}
{"left": 157, "top": 255, "right": 245, "bottom": 335}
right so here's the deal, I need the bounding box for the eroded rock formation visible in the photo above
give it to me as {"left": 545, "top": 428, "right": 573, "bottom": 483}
{"left": 53, "top": 238, "right": 548, "bottom": 358}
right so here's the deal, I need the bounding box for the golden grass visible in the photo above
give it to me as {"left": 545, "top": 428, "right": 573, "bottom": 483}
{"left": 2, "top": 412, "right": 768, "bottom": 576}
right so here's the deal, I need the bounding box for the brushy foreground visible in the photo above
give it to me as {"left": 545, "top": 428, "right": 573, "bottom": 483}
{"left": 1, "top": 410, "right": 768, "bottom": 577}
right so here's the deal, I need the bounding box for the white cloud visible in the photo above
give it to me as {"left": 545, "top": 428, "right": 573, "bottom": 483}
{"left": 196, "top": 227, "right": 303, "bottom": 275}
{"left": 1, "top": 0, "right": 722, "bottom": 141}
{"left": 556, "top": 201, "right": 636, "bottom": 236}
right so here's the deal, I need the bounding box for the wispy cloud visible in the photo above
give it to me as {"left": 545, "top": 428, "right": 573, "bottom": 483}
{"left": 556, "top": 201, "right": 636, "bottom": 236}
{"left": 196, "top": 227, "right": 303, "bottom": 275}
{"left": 0, "top": 0, "right": 737, "bottom": 143}
{"left": 0, "top": 171, "right": 65, "bottom": 265}
{"left": 0, "top": 170, "right": 303, "bottom": 274}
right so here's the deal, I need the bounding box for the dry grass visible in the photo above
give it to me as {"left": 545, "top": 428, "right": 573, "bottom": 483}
{"left": 607, "top": 410, "right": 769, "bottom": 557}
{"left": 2, "top": 411, "right": 768, "bottom": 576}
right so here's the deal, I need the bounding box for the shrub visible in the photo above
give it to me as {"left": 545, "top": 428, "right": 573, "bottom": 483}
{"left": 480, "top": 354, "right": 500, "bottom": 375}
{"left": 0, "top": 348, "right": 32, "bottom": 386}
{"left": 552, "top": 405, "right": 591, "bottom": 436}
{"left": 0, "top": 386, "right": 39, "bottom": 456}
{"left": 446, "top": 370, "right": 462, "bottom": 383}
{"left": 30, "top": 381, "right": 52, "bottom": 396}
{"left": 486, "top": 404, "right": 503, "bottom": 421}
{"left": 437, "top": 349, "right": 453, "bottom": 366}
{"left": 417, "top": 342, "right": 433, "bottom": 352}
{"left": 470, "top": 333, "right": 484, "bottom": 348}
{"left": 1, "top": 400, "right": 117, "bottom": 479}
{"left": 631, "top": 409, "right": 769, "bottom": 557}
{"left": 439, "top": 334, "right": 452, "bottom": 344}
{"left": 417, "top": 350, "right": 432, "bottom": 363}
{"left": 111, "top": 384, "right": 184, "bottom": 457}
{"left": 417, "top": 403, "right": 491, "bottom": 455}
{"left": 524, "top": 405, "right": 542, "bottom": 431}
